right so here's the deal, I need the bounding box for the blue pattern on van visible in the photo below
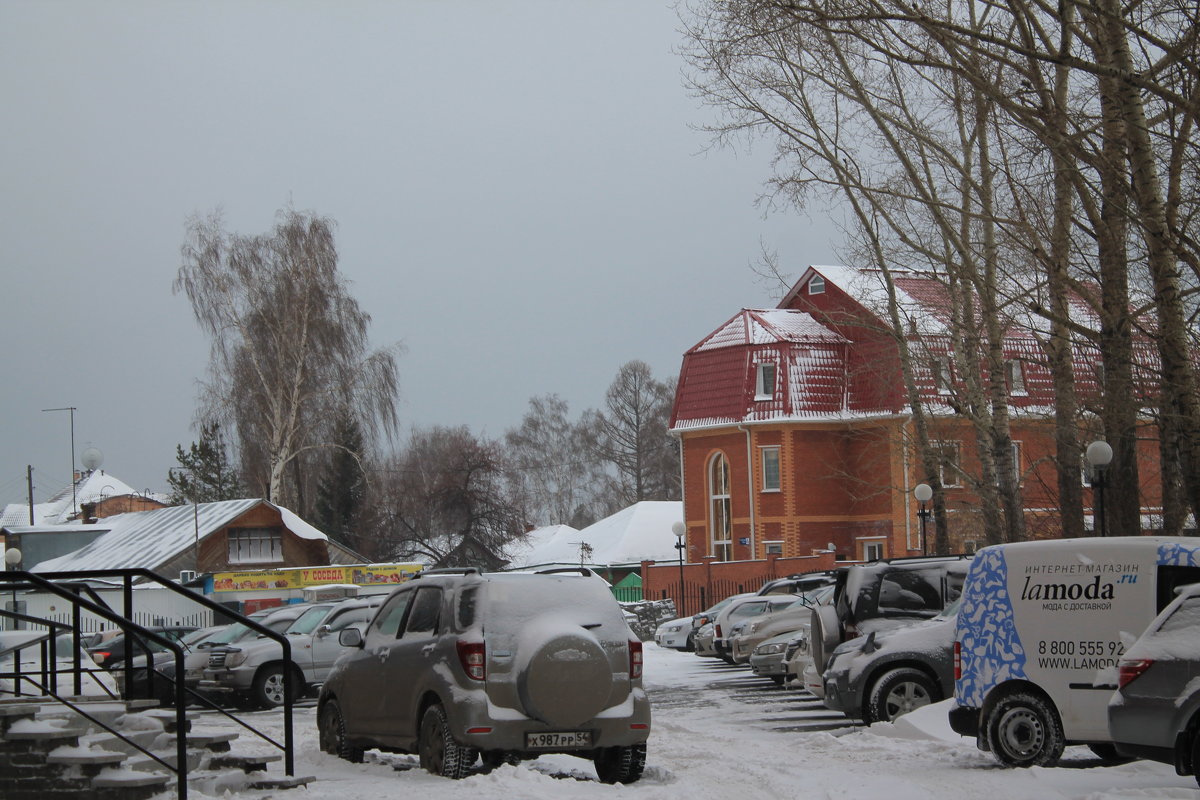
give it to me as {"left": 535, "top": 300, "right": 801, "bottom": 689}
{"left": 955, "top": 547, "right": 1026, "bottom": 708}
{"left": 1158, "top": 542, "right": 1200, "bottom": 566}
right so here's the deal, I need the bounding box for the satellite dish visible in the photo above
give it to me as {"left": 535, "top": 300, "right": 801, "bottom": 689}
{"left": 81, "top": 447, "right": 104, "bottom": 471}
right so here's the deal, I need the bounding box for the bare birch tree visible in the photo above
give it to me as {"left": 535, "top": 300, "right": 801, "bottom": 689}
{"left": 175, "top": 207, "right": 401, "bottom": 510}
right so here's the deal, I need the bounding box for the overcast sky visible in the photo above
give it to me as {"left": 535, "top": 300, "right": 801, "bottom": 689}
{"left": 0, "top": 1, "right": 841, "bottom": 508}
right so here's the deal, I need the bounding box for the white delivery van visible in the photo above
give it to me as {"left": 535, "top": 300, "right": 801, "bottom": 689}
{"left": 950, "top": 536, "right": 1200, "bottom": 767}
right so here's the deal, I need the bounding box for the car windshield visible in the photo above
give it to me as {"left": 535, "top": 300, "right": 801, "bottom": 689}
{"left": 285, "top": 605, "right": 334, "bottom": 635}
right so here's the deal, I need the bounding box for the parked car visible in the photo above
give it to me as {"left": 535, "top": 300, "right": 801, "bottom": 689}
{"left": 822, "top": 599, "right": 958, "bottom": 723}
{"left": 728, "top": 584, "right": 834, "bottom": 664}
{"left": 952, "top": 537, "right": 1200, "bottom": 768}
{"left": 655, "top": 616, "right": 696, "bottom": 651}
{"left": 1108, "top": 581, "right": 1200, "bottom": 783}
{"left": 749, "top": 630, "right": 804, "bottom": 685}
{"left": 116, "top": 625, "right": 225, "bottom": 701}
{"left": 201, "top": 595, "right": 383, "bottom": 708}
{"left": 318, "top": 567, "right": 650, "bottom": 783}
{"left": 127, "top": 605, "right": 311, "bottom": 704}
{"left": 693, "top": 622, "right": 717, "bottom": 657}
{"left": 87, "top": 625, "right": 199, "bottom": 670}
{"left": 1, "top": 630, "right": 117, "bottom": 698}
{"left": 712, "top": 594, "right": 795, "bottom": 663}
{"left": 809, "top": 555, "right": 970, "bottom": 679}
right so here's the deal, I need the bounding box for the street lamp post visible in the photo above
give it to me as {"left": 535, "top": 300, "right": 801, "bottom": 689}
{"left": 1086, "top": 440, "right": 1114, "bottom": 537}
{"left": 914, "top": 484, "right": 932, "bottom": 555}
{"left": 4, "top": 547, "right": 22, "bottom": 631}
{"left": 672, "top": 521, "right": 687, "bottom": 616}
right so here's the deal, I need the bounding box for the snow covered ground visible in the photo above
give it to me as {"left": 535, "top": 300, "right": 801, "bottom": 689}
{"left": 180, "top": 644, "right": 1199, "bottom": 799}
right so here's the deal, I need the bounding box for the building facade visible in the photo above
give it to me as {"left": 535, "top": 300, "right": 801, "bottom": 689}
{"left": 668, "top": 266, "right": 1166, "bottom": 566}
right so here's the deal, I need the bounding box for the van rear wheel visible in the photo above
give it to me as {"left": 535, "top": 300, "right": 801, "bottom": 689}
{"left": 986, "top": 692, "right": 1064, "bottom": 768}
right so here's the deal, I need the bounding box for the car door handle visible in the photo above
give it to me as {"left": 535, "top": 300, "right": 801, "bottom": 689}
{"left": 422, "top": 644, "right": 436, "bottom": 657}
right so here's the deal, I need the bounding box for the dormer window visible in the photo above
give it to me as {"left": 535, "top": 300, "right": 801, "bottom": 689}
{"left": 755, "top": 362, "right": 777, "bottom": 400}
{"left": 808, "top": 275, "right": 825, "bottom": 294}
{"left": 1006, "top": 360, "right": 1027, "bottom": 396}
{"left": 934, "top": 358, "right": 953, "bottom": 394}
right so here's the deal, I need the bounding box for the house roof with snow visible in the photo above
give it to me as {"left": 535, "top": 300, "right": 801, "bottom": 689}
{"left": 671, "top": 264, "right": 1144, "bottom": 430}
{"left": 11, "top": 498, "right": 327, "bottom": 573}
{"left": 0, "top": 469, "right": 157, "bottom": 528}
{"left": 508, "top": 502, "right": 683, "bottom": 569}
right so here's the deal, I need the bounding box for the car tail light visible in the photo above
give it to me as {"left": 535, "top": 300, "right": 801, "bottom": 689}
{"left": 629, "top": 640, "right": 643, "bottom": 679}
{"left": 844, "top": 623, "right": 858, "bottom": 641}
{"left": 1118, "top": 658, "right": 1153, "bottom": 689}
{"left": 456, "top": 640, "right": 486, "bottom": 681}
{"left": 715, "top": 624, "right": 723, "bottom": 638}
{"left": 94, "top": 652, "right": 110, "bottom": 664}
{"left": 953, "top": 641, "right": 961, "bottom": 680}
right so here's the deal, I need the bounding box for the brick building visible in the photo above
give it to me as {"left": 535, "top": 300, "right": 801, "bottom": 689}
{"left": 666, "top": 265, "right": 1165, "bottom": 569}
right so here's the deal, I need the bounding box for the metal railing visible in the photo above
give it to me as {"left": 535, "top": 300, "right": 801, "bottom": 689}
{"left": 0, "top": 569, "right": 297, "bottom": 798}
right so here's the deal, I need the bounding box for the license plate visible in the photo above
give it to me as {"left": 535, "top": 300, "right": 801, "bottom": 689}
{"left": 525, "top": 731, "right": 592, "bottom": 749}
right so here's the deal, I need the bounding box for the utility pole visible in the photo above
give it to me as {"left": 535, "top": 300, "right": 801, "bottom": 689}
{"left": 42, "top": 406, "right": 78, "bottom": 517}
{"left": 26, "top": 466, "right": 34, "bottom": 524}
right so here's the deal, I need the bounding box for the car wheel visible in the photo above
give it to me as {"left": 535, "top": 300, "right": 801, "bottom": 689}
{"left": 866, "top": 668, "right": 940, "bottom": 724}
{"left": 769, "top": 675, "right": 785, "bottom": 687}
{"left": 251, "top": 665, "right": 290, "bottom": 709}
{"left": 684, "top": 632, "right": 695, "bottom": 653}
{"left": 986, "top": 691, "right": 1064, "bottom": 767}
{"left": 593, "top": 743, "right": 647, "bottom": 784}
{"left": 418, "top": 703, "right": 477, "bottom": 779}
{"left": 319, "top": 700, "right": 363, "bottom": 763}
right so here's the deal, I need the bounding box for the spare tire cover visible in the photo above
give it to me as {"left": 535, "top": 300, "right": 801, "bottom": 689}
{"left": 515, "top": 626, "right": 613, "bottom": 728}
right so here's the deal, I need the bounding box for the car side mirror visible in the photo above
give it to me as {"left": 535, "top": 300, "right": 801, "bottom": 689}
{"left": 317, "top": 624, "right": 333, "bottom": 637}
{"left": 339, "top": 628, "right": 364, "bottom": 648}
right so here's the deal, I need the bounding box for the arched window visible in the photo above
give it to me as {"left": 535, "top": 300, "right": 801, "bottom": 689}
{"left": 709, "top": 453, "right": 732, "bottom": 562}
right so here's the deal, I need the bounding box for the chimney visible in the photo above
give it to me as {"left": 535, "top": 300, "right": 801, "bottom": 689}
{"left": 80, "top": 501, "right": 98, "bottom": 524}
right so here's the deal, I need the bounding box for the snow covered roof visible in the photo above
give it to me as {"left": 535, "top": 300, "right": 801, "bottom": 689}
{"left": 510, "top": 502, "right": 683, "bottom": 568}
{"left": 692, "top": 308, "right": 846, "bottom": 352}
{"left": 20, "top": 498, "right": 326, "bottom": 573}
{"left": 0, "top": 469, "right": 149, "bottom": 527}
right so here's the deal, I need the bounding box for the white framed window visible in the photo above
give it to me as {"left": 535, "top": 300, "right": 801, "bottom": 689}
{"left": 755, "top": 362, "right": 777, "bottom": 400}
{"left": 933, "top": 441, "right": 962, "bottom": 488}
{"left": 1006, "top": 360, "right": 1027, "bottom": 396}
{"left": 709, "top": 453, "right": 732, "bottom": 562}
{"left": 863, "top": 541, "right": 884, "bottom": 561}
{"left": 227, "top": 528, "right": 283, "bottom": 564}
{"left": 808, "top": 275, "right": 825, "bottom": 294}
{"left": 761, "top": 446, "right": 781, "bottom": 492}
{"left": 764, "top": 541, "right": 784, "bottom": 555}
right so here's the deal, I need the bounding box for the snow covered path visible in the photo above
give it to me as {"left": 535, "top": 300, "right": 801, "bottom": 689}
{"left": 181, "top": 644, "right": 1199, "bottom": 799}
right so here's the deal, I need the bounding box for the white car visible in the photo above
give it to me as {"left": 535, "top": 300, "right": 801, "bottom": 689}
{"left": 655, "top": 616, "right": 695, "bottom": 650}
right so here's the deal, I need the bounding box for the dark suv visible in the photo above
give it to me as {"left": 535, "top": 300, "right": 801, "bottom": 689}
{"left": 317, "top": 568, "right": 651, "bottom": 783}
{"left": 809, "top": 555, "right": 971, "bottom": 678}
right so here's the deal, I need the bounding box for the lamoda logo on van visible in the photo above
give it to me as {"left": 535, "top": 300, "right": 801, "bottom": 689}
{"left": 1019, "top": 563, "right": 1139, "bottom": 611}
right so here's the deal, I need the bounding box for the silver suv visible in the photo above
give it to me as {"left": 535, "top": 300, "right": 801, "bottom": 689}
{"left": 200, "top": 596, "right": 382, "bottom": 708}
{"left": 317, "top": 568, "right": 651, "bottom": 783}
